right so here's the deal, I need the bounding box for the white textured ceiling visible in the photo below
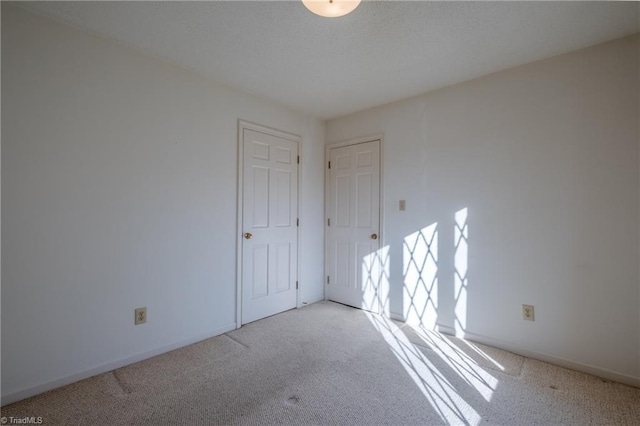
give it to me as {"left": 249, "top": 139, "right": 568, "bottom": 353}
{"left": 16, "top": 1, "right": 640, "bottom": 120}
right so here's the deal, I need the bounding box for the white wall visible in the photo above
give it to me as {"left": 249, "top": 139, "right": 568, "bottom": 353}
{"left": 1, "top": 4, "right": 325, "bottom": 404}
{"left": 327, "top": 35, "right": 640, "bottom": 383}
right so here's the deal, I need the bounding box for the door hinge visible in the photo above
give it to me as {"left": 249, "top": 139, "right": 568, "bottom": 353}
{"left": 328, "top": 161, "right": 331, "bottom": 169}
{"left": 297, "top": 155, "right": 300, "bottom": 164}
{"left": 297, "top": 218, "right": 299, "bottom": 227}
{"left": 327, "top": 218, "right": 331, "bottom": 226}
{"left": 296, "top": 281, "right": 299, "bottom": 290}
{"left": 327, "top": 276, "right": 330, "bottom": 285}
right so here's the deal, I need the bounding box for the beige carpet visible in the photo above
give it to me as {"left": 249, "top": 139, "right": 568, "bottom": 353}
{"left": 2, "top": 301, "right": 639, "bottom": 425}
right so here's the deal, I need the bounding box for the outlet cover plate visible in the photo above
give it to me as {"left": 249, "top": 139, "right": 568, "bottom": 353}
{"left": 522, "top": 304, "right": 534, "bottom": 321}
{"left": 135, "top": 307, "right": 147, "bottom": 325}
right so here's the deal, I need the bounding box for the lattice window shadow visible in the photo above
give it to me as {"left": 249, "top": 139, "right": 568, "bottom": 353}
{"left": 403, "top": 223, "right": 438, "bottom": 328}
{"left": 454, "top": 208, "right": 468, "bottom": 334}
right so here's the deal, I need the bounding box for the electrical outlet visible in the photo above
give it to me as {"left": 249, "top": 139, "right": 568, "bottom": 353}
{"left": 399, "top": 200, "right": 406, "bottom": 211}
{"left": 522, "top": 304, "right": 534, "bottom": 321}
{"left": 135, "top": 307, "right": 147, "bottom": 325}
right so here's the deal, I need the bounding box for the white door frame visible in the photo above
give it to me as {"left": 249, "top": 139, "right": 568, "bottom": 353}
{"left": 324, "top": 134, "right": 384, "bottom": 313}
{"left": 236, "top": 120, "right": 302, "bottom": 328}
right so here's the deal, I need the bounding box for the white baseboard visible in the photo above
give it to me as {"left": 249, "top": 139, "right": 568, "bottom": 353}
{"left": 1, "top": 322, "right": 237, "bottom": 406}
{"left": 435, "top": 325, "right": 640, "bottom": 389}
{"left": 299, "top": 293, "right": 324, "bottom": 308}
{"left": 389, "top": 312, "right": 405, "bottom": 322}
{"left": 436, "top": 324, "right": 456, "bottom": 335}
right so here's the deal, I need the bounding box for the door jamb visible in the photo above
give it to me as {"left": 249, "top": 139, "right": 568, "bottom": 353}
{"left": 236, "top": 120, "right": 302, "bottom": 328}
{"left": 324, "top": 134, "right": 384, "bottom": 313}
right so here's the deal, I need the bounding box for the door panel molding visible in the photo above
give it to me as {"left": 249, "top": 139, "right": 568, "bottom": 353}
{"left": 237, "top": 120, "right": 302, "bottom": 327}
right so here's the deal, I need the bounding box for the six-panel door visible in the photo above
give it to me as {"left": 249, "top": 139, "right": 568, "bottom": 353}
{"left": 327, "top": 140, "right": 381, "bottom": 313}
{"left": 242, "top": 129, "right": 298, "bottom": 324}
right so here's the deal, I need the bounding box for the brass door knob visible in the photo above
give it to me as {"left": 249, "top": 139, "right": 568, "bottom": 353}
{"left": 371, "top": 233, "right": 378, "bottom": 240}
{"left": 244, "top": 232, "right": 253, "bottom": 239}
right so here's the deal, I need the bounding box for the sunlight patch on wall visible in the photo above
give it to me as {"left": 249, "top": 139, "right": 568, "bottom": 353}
{"left": 403, "top": 223, "right": 438, "bottom": 329}
{"left": 454, "top": 208, "right": 468, "bottom": 336}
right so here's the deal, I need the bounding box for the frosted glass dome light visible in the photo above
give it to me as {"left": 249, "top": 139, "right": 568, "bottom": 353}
{"left": 302, "top": 0, "right": 361, "bottom": 18}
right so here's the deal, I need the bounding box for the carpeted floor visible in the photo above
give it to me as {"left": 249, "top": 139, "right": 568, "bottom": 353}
{"left": 2, "top": 301, "right": 639, "bottom": 425}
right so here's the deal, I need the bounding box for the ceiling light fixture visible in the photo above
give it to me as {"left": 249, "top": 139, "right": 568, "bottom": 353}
{"left": 302, "top": 0, "right": 361, "bottom": 18}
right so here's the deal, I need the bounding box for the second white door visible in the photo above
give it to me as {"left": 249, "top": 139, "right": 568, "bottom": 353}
{"left": 326, "top": 140, "right": 381, "bottom": 313}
